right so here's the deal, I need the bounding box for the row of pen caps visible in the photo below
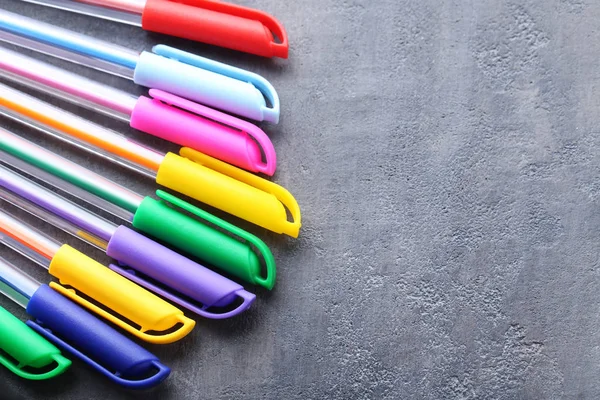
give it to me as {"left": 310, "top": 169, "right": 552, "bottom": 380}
{"left": 0, "top": 0, "right": 298, "bottom": 391}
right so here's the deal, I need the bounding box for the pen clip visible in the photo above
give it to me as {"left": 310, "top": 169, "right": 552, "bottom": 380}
{"left": 148, "top": 89, "right": 277, "bottom": 175}
{"left": 109, "top": 264, "right": 255, "bottom": 319}
{"left": 155, "top": 189, "right": 276, "bottom": 289}
{"left": 0, "top": 350, "right": 70, "bottom": 381}
{"left": 48, "top": 282, "right": 194, "bottom": 345}
{"left": 26, "top": 321, "right": 170, "bottom": 389}
{"left": 152, "top": 45, "right": 280, "bottom": 123}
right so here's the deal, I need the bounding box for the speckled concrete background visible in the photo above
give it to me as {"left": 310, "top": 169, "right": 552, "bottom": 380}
{"left": 0, "top": 0, "right": 598, "bottom": 398}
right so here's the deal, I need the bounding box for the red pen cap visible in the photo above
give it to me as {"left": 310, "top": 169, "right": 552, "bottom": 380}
{"left": 141, "top": 0, "right": 289, "bottom": 58}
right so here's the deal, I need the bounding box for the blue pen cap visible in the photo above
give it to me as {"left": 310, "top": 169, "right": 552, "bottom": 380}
{"left": 25, "top": 285, "right": 171, "bottom": 389}
{"left": 133, "top": 45, "right": 280, "bottom": 123}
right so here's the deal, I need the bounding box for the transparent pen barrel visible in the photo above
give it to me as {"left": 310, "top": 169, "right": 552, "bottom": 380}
{"left": 0, "top": 165, "right": 117, "bottom": 240}
{"left": 0, "top": 256, "right": 40, "bottom": 307}
{"left": 0, "top": 188, "right": 110, "bottom": 252}
{"left": 0, "top": 137, "right": 141, "bottom": 219}
{"left": 0, "top": 46, "right": 137, "bottom": 120}
{"left": 0, "top": 9, "right": 139, "bottom": 78}
{"left": 66, "top": 0, "right": 146, "bottom": 15}
{"left": 0, "top": 83, "right": 163, "bottom": 176}
{"left": 20, "top": 0, "right": 144, "bottom": 25}
{"left": 0, "top": 209, "right": 60, "bottom": 262}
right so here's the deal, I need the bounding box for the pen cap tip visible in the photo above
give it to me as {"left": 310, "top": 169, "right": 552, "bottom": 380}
{"left": 141, "top": 0, "right": 288, "bottom": 58}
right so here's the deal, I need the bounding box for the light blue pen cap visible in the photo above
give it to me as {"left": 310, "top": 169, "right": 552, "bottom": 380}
{"left": 134, "top": 45, "right": 280, "bottom": 123}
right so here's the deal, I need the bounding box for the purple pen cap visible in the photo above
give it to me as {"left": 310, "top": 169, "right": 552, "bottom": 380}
{"left": 106, "top": 226, "right": 255, "bottom": 319}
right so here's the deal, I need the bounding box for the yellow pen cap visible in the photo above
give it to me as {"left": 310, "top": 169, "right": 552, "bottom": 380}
{"left": 48, "top": 245, "right": 195, "bottom": 344}
{"left": 156, "top": 149, "right": 301, "bottom": 238}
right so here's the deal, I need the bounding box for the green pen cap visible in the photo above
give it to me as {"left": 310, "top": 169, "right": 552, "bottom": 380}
{"left": 132, "top": 191, "right": 276, "bottom": 289}
{"left": 0, "top": 306, "right": 71, "bottom": 380}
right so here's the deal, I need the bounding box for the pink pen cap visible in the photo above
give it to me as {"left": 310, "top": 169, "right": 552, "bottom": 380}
{"left": 130, "top": 90, "right": 276, "bottom": 175}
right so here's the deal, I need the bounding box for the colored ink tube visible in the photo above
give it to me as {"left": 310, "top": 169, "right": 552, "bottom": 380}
{"left": 0, "top": 305, "right": 71, "bottom": 380}
{"left": 0, "top": 129, "right": 276, "bottom": 289}
{"left": 0, "top": 46, "right": 277, "bottom": 175}
{"left": 0, "top": 165, "right": 257, "bottom": 317}
{"left": 0, "top": 208, "right": 196, "bottom": 344}
{"left": 0, "top": 9, "right": 280, "bottom": 122}
{"left": 0, "top": 255, "right": 170, "bottom": 389}
{"left": 0, "top": 83, "right": 301, "bottom": 238}
{"left": 16, "top": 0, "right": 288, "bottom": 58}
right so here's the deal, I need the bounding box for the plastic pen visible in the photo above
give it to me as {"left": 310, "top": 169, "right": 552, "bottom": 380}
{"left": 0, "top": 165, "right": 257, "bottom": 317}
{"left": 0, "top": 304, "right": 71, "bottom": 380}
{"left": 0, "top": 208, "right": 195, "bottom": 344}
{"left": 0, "top": 129, "right": 276, "bottom": 289}
{"left": 16, "top": 0, "right": 288, "bottom": 58}
{"left": 0, "top": 46, "right": 277, "bottom": 175}
{"left": 0, "top": 83, "right": 301, "bottom": 237}
{"left": 0, "top": 255, "right": 170, "bottom": 389}
{"left": 0, "top": 9, "right": 280, "bottom": 123}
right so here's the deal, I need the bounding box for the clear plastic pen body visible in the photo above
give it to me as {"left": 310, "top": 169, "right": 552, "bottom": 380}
{"left": 0, "top": 209, "right": 59, "bottom": 266}
{"left": 0, "top": 164, "right": 116, "bottom": 246}
{"left": 19, "top": 0, "right": 144, "bottom": 25}
{"left": 0, "top": 256, "right": 40, "bottom": 308}
{"left": 0, "top": 152, "right": 138, "bottom": 224}
{"left": 0, "top": 148, "right": 138, "bottom": 221}
{"left": 0, "top": 83, "right": 162, "bottom": 178}
{"left": 64, "top": 0, "right": 146, "bottom": 14}
{"left": 0, "top": 46, "right": 137, "bottom": 121}
{"left": 0, "top": 9, "right": 139, "bottom": 78}
{"left": 0, "top": 127, "right": 143, "bottom": 214}
{"left": 0, "top": 187, "right": 109, "bottom": 252}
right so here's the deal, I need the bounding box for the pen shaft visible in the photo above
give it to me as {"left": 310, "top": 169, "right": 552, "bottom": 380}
{"left": 0, "top": 232, "right": 52, "bottom": 270}
{"left": 0, "top": 31, "right": 134, "bottom": 80}
{"left": 0, "top": 188, "right": 109, "bottom": 252}
{"left": 0, "top": 165, "right": 116, "bottom": 242}
{"left": 0, "top": 143, "right": 139, "bottom": 219}
{"left": 0, "top": 110, "right": 155, "bottom": 178}
{"left": 68, "top": 0, "right": 145, "bottom": 15}
{"left": 0, "top": 83, "right": 163, "bottom": 175}
{"left": 0, "top": 256, "right": 40, "bottom": 308}
{"left": 0, "top": 46, "right": 136, "bottom": 121}
{"left": 0, "top": 9, "right": 139, "bottom": 72}
{"left": 19, "top": 0, "right": 144, "bottom": 25}
{"left": 0, "top": 210, "right": 59, "bottom": 264}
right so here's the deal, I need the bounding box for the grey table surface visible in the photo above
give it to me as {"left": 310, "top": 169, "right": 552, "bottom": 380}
{"left": 0, "top": 0, "right": 598, "bottom": 398}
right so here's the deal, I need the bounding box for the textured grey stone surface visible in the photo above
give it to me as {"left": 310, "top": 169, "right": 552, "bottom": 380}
{"left": 0, "top": 0, "right": 598, "bottom": 398}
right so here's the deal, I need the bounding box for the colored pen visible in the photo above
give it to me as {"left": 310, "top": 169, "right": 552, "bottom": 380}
{"left": 0, "top": 83, "right": 301, "bottom": 237}
{"left": 0, "top": 165, "right": 257, "bottom": 317}
{"left": 0, "top": 208, "right": 195, "bottom": 344}
{"left": 16, "top": 0, "right": 288, "bottom": 58}
{"left": 0, "top": 129, "right": 276, "bottom": 289}
{"left": 0, "top": 255, "right": 170, "bottom": 389}
{"left": 0, "top": 9, "right": 280, "bottom": 122}
{"left": 0, "top": 304, "right": 71, "bottom": 380}
{"left": 0, "top": 46, "right": 277, "bottom": 175}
